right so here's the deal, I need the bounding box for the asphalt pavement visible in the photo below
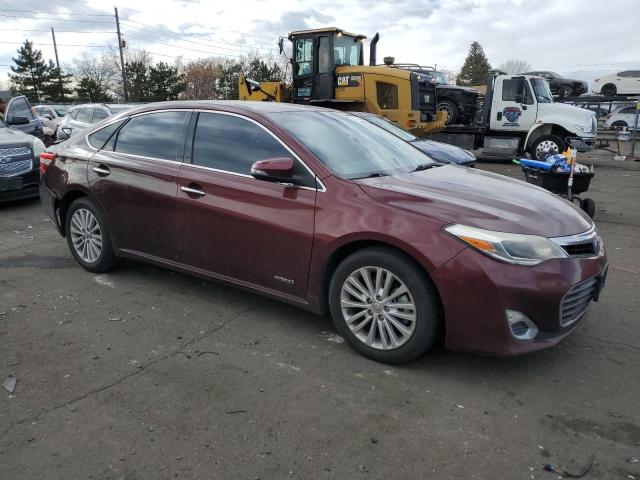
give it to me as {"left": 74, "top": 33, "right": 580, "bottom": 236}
{"left": 1, "top": 162, "right": 639, "bottom": 479}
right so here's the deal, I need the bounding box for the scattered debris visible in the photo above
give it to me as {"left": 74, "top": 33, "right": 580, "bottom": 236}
{"left": 275, "top": 362, "right": 301, "bottom": 372}
{"left": 225, "top": 409, "right": 246, "bottom": 415}
{"left": 2, "top": 375, "right": 17, "bottom": 393}
{"left": 321, "top": 332, "right": 345, "bottom": 344}
{"left": 628, "top": 457, "right": 639, "bottom": 464}
{"left": 371, "top": 437, "right": 378, "bottom": 444}
{"left": 357, "top": 464, "right": 367, "bottom": 473}
{"left": 612, "top": 266, "right": 639, "bottom": 274}
{"left": 455, "top": 404, "right": 465, "bottom": 409}
{"left": 147, "top": 426, "right": 155, "bottom": 432}
{"left": 196, "top": 351, "right": 220, "bottom": 357}
{"left": 94, "top": 275, "right": 115, "bottom": 288}
{"left": 542, "top": 456, "right": 594, "bottom": 478}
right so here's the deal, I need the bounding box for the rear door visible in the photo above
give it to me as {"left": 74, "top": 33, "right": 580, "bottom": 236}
{"left": 4, "top": 96, "right": 42, "bottom": 138}
{"left": 87, "top": 110, "right": 190, "bottom": 261}
{"left": 177, "top": 111, "right": 317, "bottom": 297}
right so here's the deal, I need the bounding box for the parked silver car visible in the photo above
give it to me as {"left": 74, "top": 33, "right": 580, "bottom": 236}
{"left": 56, "top": 103, "right": 134, "bottom": 141}
{"left": 604, "top": 104, "right": 639, "bottom": 130}
{"left": 33, "top": 104, "right": 68, "bottom": 132}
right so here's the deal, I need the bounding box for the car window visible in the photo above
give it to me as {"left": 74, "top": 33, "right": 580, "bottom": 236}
{"left": 621, "top": 107, "right": 636, "bottom": 114}
{"left": 7, "top": 97, "right": 34, "bottom": 121}
{"left": 114, "top": 111, "right": 188, "bottom": 161}
{"left": 76, "top": 108, "right": 94, "bottom": 123}
{"left": 33, "top": 107, "right": 43, "bottom": 115}
{"left": 88, "top": 120, "right": 125, "bottom": 150}
{"left": 92, "top": 108, "right": 108, "bottom": 123}
{"left": 192, "top": 113, "right": 292, "bottom": 175}
{"left": 69, "top": 109, "right": 79, "bottom": 120}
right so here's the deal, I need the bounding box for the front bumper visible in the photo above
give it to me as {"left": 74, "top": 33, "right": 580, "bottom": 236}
{"left": 0, "top": 169, "right": 39, "bottom": 202}
{"left": 431, "top": 247, "right": 607, "bottom": 355}
{"left": 567, "top": 136, "right": 596, "bottom": 153}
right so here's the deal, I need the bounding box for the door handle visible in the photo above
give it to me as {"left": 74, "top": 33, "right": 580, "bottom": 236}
{"left": 497, "top": 112, "right": 502, "bottom": 121}
{"left": 93, "top": 165, "right": 111, "bottom": 176}
{"left": 180, "top": 185, "right": 206, "bottom": 197}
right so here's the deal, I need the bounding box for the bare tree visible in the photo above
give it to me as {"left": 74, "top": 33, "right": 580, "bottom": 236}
{"left": 438, "top": 68, "right": 459, "bottom": 85}
{"left": 498, "top": 59, "right": 531, "bottom": 74}
{"left": 73, "top": 51, "right": 120, "bottom": 97}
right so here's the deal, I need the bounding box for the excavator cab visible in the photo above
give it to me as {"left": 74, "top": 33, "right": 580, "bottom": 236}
{"left": 288, "top": 28, "right": 366, "bottom": 103}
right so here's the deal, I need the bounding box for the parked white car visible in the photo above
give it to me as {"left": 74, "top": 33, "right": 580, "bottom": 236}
{"left": 33, "top": 104, "right": 68, "bottom": 131}
{"left": 593, "top": 70, "right": 640, "bottom": 96}
{"left": 56, "top": 103, "right": 134, "bottom": 141}
{"left": 604, "top": 104, "right": 639, "bottom": 130}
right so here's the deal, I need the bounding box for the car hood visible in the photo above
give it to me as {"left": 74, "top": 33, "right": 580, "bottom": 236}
{"left": 356, "top": 165, "right": 592, "bottom": 237}
{"left": 437, "top": 84, "right": 478, "bottom": 94}
{"left": 0, "top": 126, "right": 36, "bottom": 145}
{"left": 538, "top": 102, "right": 596, "bottom": 134}
{"left": 411, "top": 139, "right": 475, "bottom": 165}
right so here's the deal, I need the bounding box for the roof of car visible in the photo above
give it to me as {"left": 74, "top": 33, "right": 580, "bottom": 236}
{"left": 121, "top": 100, "right": 336, "bottom": 117}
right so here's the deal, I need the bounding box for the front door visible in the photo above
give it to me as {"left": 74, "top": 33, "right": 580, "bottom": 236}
{"left": 4, "top": 96, "right": 43, "bottom": 139}
{"left": 315, "top": 35, "right": 334, "bottom": 100}
{"left": 177, "top": 111, "right": 317, "bottom": 298}
{"left": 87, "top": 110, "right": 190, "bottom": 261}
{"left": 490, "top": 76, "right": 538, "bottom": 132}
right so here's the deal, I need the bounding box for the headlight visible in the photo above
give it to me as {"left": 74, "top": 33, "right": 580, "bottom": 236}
{"left": 574, "top": 124, "right": 593, "bottom": 134}
{"left": 445, "top": 224, "right": 569, "bottom": 266}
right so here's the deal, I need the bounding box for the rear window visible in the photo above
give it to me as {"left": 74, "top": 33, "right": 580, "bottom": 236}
{"left": 92, "top": 109, "right": 108, "bottom": 123}
{"left": 88, "top": 120, "right": 125, "bottom": 150}
{"left": 113, "top": 111, "right": 188, "bottom": 161}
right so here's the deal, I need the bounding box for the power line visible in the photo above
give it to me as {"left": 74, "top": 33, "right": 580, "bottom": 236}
{"left": 0, "top": 9, "right": 112, "bottom": 16}
{"left": 0, "top": 41, "right": 111, "bottom": 48}
{"left": 0, "top": 14, "right": 112, "bottom": 23}
{"left": 3, "top": 28, "right": 116, "bottom": 33}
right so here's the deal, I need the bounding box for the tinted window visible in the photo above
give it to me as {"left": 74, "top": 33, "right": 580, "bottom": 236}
{"left": 114, "top": 111, "right": 188, "bottom": 161}
{"left": 295, "top": 38, "right": 313, "bottom": 76}
{"left": 192, "top": 113, "right": 291, "bottom": 175}
{"left": 334, "top": 35, "right": 361, "bottom": 66}
{"left": 88, "top": 120, "right": 125, "bottom": 149}
{"left": 92, "top": 108, "right": 108, "bottom": 123}
{"left": 69, "top": 109, "right": 79, "bottom": 120}
{"left": 502, "top": 79, "right": 520, "bottom": 101}
{"left": 318, "top": 36, "right": 330, "bottom": 74}
{"left": 376, "top": 82, "right": 398, "bottom": 109}
{"left": 76, "top": 108, "right": 93, "bottom": 123}
{"left": 7, "top": 97, "right": 33, "bottom": 120}
{"left": 621, "top": 107, "right": 636, "bottom": 114}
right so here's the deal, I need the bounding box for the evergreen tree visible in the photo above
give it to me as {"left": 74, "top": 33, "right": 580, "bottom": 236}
{"left": 246, "top": 58, "right": 284, "bottom": 83}
{"left": 76, "top": 77, "right": 112, "bottom": 102}
{"left": 9, "top": 40, "right": 49, "bottom": 102}
{"left": 126, "top": 61, "right": 150, "bottom": 102}
{"left": 457, "top": 41, "right": 491, "bottom": 86}
{"left": 148, "top": 62, "right": 185, "bottom": 101}
{"left": 42, "top": 59, "right": 73, "bottom": 102}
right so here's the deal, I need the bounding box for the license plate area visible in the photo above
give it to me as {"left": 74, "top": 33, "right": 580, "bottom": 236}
{"left": 0, "top": 177, "right": 23, "bottom": 192}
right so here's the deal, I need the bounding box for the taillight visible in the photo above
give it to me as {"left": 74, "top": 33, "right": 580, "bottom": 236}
{"left": 40, "top": 152, "right": 56, "bottom": 175}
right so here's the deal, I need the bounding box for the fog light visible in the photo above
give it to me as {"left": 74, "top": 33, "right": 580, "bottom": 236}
{"left": 506, "top": 310, "right": 539, "bottom": 341}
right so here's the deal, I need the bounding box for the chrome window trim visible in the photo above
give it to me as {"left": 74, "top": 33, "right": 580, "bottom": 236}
{"left": 83, "top": 107, "right": 327, "bottom": 193}
{"left": 190, "top": 109, "right": 326, "bottom": 193}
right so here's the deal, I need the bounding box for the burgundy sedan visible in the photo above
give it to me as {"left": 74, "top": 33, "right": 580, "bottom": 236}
{"left": 39, "top": 101, "right": 607, "bottom": 363}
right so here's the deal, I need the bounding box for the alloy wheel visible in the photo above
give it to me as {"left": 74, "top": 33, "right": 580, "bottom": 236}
{"left": 340, "top": 266, "right": 416, "bottom": 350}
{"left": 536, "top": 140, "right": 559, "bottom": 159}
{"left": 70, "top": 208, "right": 103, "bottom": 263}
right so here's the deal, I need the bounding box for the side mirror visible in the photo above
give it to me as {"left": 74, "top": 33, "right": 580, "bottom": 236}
{"left": 59, "top": 127, "right": 73, "bottom": 139}
{"left": 7, "top": 116, "right": 30, "bottom": 125}
{"left": 250, "top": 157, "right": 294, "bottom": 183}
{"left": 43, "top": 114, "right": 53, "bottom": 120}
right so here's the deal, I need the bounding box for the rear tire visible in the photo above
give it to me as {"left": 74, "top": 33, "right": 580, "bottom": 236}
{"left": 557, "top": 85, "right": 573, "bottom": 99}
{"left": 328, "top": 247, "right": 440, "bottom": 364}
{"left": 530, "top": 134, "right": 567, "bottom": 160}
{"left": 436, "top": 100, "right": 458, "bottom": 125}
{"left": 65, "top": 197, "right": 121, "bottom": 273}
{"left": 581, "top": 198, "right": 596, "bottom": 219}
{"left": 601, "top": 84, "right": 616, "bottom": 97}
{"left": 611, "top": 121, "right": 628, "bottom": 128}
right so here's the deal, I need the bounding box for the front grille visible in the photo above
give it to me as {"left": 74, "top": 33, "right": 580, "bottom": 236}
{"left": 562, "top": 241, "right": 596, "bottom": 256}
{"left": 560, "top": 276, "right": 598, "bottom": 327}
{"left": 0, "top": 159, "right": 33, "bottom": 177}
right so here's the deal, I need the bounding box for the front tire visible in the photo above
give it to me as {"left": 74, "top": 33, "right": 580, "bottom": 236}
{"left": 65, "top": 197, "right": 121, "bottom": 273}
{"left": 557, "top": 85, "right": 573, "bottom": 99}
{"left": 530, "top": 134, "right": 567, "bottom": 160}
{"left": 436, "top": 100, "right": 458, "bottom": 125}
{"left": 328, "top": 247, "right": 440, "bottom": 364}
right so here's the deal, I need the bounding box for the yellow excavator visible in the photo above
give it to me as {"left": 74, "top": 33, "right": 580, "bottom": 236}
{"left": 239, "top": 27, "right": 446, "bottom": 135}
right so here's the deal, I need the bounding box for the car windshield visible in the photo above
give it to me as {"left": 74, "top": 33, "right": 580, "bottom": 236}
{"left": 356, "top": 114, "right": 418, "bottom": 142}
{"left": 267, "top": 110, "right": 436, "bottom": 179}
{"left": 433, "top": 71, "right": 449, "bottom": 85}
{"left": 530, "top": 78, "right": 554, "bottom": 103}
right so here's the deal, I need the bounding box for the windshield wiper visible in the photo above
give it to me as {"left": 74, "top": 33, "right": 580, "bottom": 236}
{"left": 411, "top": 163, "right": 443, "bottom": 172}
{"left": 350, "top": 172, "right": 390, "bottom": 180}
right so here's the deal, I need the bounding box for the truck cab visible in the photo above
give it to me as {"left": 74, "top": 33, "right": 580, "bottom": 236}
{"left": 240, "top": 27, "right": 445, "bottom": 135}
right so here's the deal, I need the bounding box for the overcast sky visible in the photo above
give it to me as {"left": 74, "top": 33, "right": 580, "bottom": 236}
{"left": 1, "top": 0, "right": 638, "bottom": 89}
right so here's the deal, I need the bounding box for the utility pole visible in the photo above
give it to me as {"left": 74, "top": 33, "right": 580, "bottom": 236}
{"left": 114, "top": 6, "right": 128, "bottom": 101}
{"left": 51, "top": 27, "right": 64, "bottom": 101}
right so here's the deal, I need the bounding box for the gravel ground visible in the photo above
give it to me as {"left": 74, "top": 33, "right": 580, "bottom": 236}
{"left": 1, "top": 162, "right": 638, "bottom": 479}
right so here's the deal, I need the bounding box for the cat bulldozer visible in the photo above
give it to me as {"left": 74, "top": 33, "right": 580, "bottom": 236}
{"left": 238, "top": 27, "right": 446, "bottom": 135}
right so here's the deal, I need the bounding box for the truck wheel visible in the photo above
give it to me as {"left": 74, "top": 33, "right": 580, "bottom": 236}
{"left": 530, "top": 135, "right": 567, "bottom": 160}
{"left": 601, "top": 84, "right": 616, "bottom": 97}
{"left": 328, "top": 247, "right": 441, "bottom": 364}
{"left": 436, "top": 100, "right": 458, "bottom": 125}
{"left": 558, "top": 85, "right": 573, "bottom": 99}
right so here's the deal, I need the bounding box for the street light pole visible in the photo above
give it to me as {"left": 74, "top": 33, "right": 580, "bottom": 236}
{"left": 114, "top": 7, "right": 128, "bottom": 102}
{"left": 51, "top": 28, "right": 64, "bottom": 101}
